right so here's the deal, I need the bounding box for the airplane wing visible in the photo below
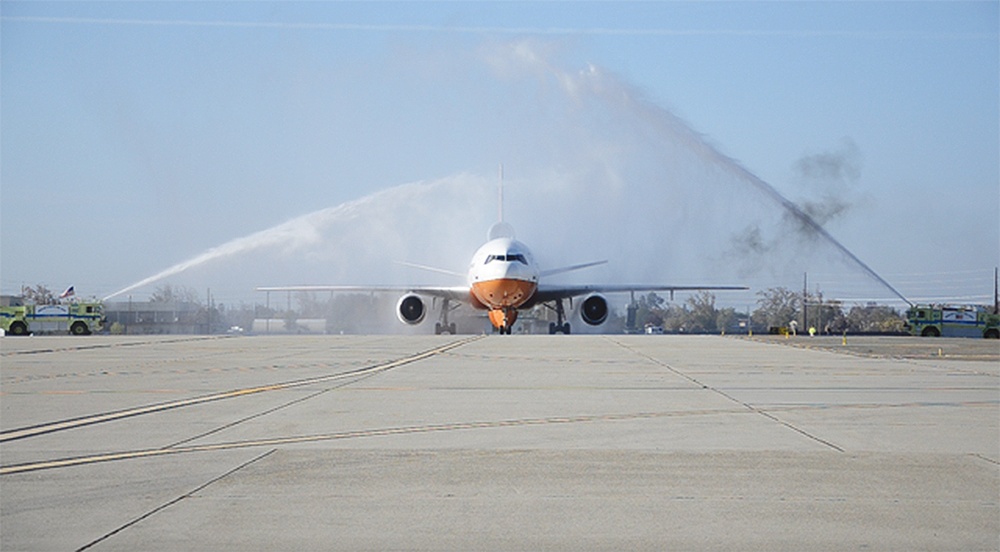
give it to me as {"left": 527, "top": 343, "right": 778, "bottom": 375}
{"left": 255, "top": 285, "right": 471, "bottom": 303}
{"left": 531, "top": 284, "right": 748, "bottom": 304}
{"left": 539, "top": 260, "right": 608, "bottom": 278}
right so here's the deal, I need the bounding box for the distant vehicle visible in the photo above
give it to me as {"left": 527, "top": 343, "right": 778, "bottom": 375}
{"left": 0, "top": 297, "right": 105, "bottom": 336}
{"left": 904, "top": 304, "right": 1000, "bottom": 339}
{"left": 645, "top": 325, "right": 664, "bottom": 335}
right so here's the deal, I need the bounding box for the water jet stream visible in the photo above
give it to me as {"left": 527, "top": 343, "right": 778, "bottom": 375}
{"left": 565, "top": 59, "right": 912, "bottom": 305}
{"left": 103, "top": 43, "right": 911, "bottom": 308}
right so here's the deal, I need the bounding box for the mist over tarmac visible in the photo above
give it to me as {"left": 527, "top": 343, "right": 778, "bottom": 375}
{"left": 107, "top": 40, "right": 909, "bottom": 310}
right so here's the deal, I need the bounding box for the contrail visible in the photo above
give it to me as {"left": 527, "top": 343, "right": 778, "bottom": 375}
{"left": 3, "top": 16, "right": 992, "bottom": 40}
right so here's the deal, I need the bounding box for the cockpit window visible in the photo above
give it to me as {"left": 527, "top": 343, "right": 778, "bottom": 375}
{"left": 484, "top": 253, "right": 528, "bottom": 265}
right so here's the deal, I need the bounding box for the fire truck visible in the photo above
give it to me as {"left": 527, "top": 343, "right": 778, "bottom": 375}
{"left": 904, "top": 304, "right": 1000, "bottom": 339}
{"left": 0, "top": 296, "right": 105, "bottom": 336}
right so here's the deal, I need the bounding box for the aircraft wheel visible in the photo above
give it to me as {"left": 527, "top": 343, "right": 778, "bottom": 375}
{"left": 449, "top": 323, "right": 457, "bottom": 334}
{"left": 434, "top": 323, "right": 442, "bottom": 335}
{"left": 549, "top": 322, "right": 571, "bottom": 334}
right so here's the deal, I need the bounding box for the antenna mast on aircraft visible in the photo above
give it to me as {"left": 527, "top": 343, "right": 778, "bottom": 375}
{"left": 498, "top": 163, "right": 504, "bottom": 223}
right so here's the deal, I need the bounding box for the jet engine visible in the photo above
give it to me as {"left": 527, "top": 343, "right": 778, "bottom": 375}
{"left": 396, "top": 294, "right": 426, "bottom": 325}
{"left": 580, "top": 294, "right": 609, "bottom": 326}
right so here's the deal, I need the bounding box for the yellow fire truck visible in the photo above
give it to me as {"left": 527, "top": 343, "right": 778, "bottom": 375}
{"left": 1, "top": 296, "right": 105, "bottom": 336}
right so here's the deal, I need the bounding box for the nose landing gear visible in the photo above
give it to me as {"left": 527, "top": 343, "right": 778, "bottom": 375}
{"left": 489, "top": 308, "right": 518, "bottom": 335}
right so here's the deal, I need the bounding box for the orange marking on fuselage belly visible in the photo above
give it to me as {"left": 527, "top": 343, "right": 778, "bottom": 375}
{"left": 470, "top": 278, "right": 537, "bottom": 310}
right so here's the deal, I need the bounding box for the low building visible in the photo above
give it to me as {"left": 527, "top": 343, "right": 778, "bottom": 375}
{"left": 251, "top": 318, "right": 328, "bottom": 334}
{"left": 1, "top": 295, "right": 25, "bottom": 307}
{"left": 104, "top": 300, "right": 205, "bottom": 335}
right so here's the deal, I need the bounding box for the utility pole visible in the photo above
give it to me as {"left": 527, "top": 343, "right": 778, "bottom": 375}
{"left": 802, "top": 272, "right": 808, "bottom": 331}
{"left": 206, "top": 288, "right": 212, "bottom": 335}
{"left": 994, "top": 267, "right": 998, "bottom": 314}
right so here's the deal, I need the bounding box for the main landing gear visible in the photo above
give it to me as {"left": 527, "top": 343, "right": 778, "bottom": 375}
{"left": 434, "top": 298, "right": 459, "bottom": 335}
{"left": 546, "top": 298, "right": 571, "bottom": 334}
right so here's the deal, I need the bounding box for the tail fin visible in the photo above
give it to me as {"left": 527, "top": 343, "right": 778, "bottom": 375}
{"left": 488, "top": 163, "right": 515, "bottom": 240}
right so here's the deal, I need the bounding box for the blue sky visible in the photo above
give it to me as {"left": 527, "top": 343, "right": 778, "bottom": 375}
{"left": 2, "top": 1, "right": 998, "bottom": 308}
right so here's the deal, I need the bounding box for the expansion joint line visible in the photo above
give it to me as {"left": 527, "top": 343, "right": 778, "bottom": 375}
{"left": 165, "top": 363, "right": 385, "bottom": 449}
{"left": 605, "top": 337, "right": 845, "bottom": 453}
{"left": 0, "top": 335, "right": 483, "bottom": 443}
{"left": 971, "top": 453, "right": 1000, "bottom": 466}
{"left": 3, "top": 409, "right": 746, "bottom": 475}
{"left": 74, "top": 449, "right": 276, "bottom": 552}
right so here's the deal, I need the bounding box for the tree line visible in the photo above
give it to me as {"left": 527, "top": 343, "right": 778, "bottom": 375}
{"left": 631, "top": 288, "right": 905, "bottom": 334}
{"left": 13, "top": 283, "right": 905, "bottom": 334}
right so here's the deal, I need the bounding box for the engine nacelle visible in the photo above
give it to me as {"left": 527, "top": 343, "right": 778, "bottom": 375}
{"left": 396, "top": 294, "right": 426, "bottom": 325}
{"left": 580, "top": 294, "right": 609, "bottom": 326}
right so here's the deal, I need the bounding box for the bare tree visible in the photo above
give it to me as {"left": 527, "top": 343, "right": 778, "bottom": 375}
{"left": 150, "top": 285, "right": 201, "bottom": 304}
{"left": 847, "top": 304, "right": 903, "bottom": 333}
{"left": 752, "top": 287, "right": 800, "bottom": 331}
{"left": 21, "top": 285, "right": 56, "bottom": 305}
{"left": 684, "top": 291, "right": 719, "bottom": 333}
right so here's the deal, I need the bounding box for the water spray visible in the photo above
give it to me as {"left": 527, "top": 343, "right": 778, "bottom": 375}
{"left": 569, "top": 60, "right": 913, "bottom": 306}
{"left": 102, "top": 177, "right": 492, "bottom": 302}
{"left": 102, "top": 44, "right": 915, "bottom": 309}
{"left": 102, "top": 190, "right": 384, "bottom": 301}
{"left": 728, "top": 158, "right": 912, "bottom": 307}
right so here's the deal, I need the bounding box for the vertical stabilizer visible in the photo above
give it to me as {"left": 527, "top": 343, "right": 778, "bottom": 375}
{"left": 488, "top": 164, "right": 515, "bottom": 240}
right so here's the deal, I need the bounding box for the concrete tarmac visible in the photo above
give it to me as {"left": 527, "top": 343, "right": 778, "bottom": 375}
{"left": 1, "top": 334, "right": 997, "bottom": 551}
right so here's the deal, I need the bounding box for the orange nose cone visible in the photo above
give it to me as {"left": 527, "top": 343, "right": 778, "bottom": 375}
{"left": 472, "top": 278, "right": 537, "bottom": 309}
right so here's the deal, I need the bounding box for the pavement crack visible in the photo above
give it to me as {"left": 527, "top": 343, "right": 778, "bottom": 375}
{"left": 74, "top": 449, "right": 275, "bottom": 552}
{"left": 970, "top": 453, "right": 1000, "bottom": 466}
{"left": 605, "top": 336, "right": 846, "bottom": 453}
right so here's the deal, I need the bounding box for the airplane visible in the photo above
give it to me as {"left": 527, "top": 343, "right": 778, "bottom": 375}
{"left": 258, "top": 172, "right": 747, "bottom": 335}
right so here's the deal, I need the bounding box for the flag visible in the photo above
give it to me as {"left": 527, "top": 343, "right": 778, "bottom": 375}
{"left": 60, "top": 286, "right": 75, "bottom": 299}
